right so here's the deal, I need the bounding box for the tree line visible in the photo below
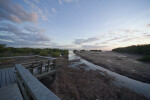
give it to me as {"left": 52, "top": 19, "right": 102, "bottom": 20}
{"left": 112, "top": 44, "right": 150, "bottom": 62}
{"left": 0, "top": 44, "right": 68, "bottom": 57}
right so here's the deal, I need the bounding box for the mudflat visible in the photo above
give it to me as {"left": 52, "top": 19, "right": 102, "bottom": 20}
{"left": 75, "top": 51, "right": 150, "bottom": 84}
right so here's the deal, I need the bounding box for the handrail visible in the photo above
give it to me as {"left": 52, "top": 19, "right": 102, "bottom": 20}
{"left": 15, "top": 64, "right": 60, "bottom": 100}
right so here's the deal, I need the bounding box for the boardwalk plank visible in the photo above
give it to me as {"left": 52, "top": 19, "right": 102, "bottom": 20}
{"left": 8, "top": 68, "right": 16, "bottom": 84}
{"left": 1, "top": 69, "right": 6, "bottom": 87}
{"left": 10, "top": 68, "right": 17, "bottom": 82}
{"left": 0, "top": 83, "right": 23, "bottom": 100}
{"left": 0, "top": 69, "right": 2, "bottom": 88}
{"left": 5, "top": 69, "right": 11, "bottom": 85}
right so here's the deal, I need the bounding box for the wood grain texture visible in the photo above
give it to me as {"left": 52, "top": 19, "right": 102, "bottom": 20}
{"left": 0, "top": 68, "right": 17, "bottom": 88}
{"left": 0, "top": 83, "right": 23, "bottom": 100}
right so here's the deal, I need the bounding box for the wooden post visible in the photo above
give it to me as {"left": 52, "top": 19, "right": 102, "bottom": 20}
{"left": 31, "top": 63, "right": 34, "bottom": 74}
{"left": 47, "top": 60, "right": 50, "bottom": 72}
{"left": 39, "top": 61, "right": 43, "bottom": 74}
{"left": 53, "top": 59, "right": 56, "bottom": 70}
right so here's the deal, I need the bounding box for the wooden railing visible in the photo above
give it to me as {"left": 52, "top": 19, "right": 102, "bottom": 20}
{"left": 15, "top": 64, "right": 60, "bottom": 100}
{"left": 20, "top": 60, "right": 56, "bottom": 79}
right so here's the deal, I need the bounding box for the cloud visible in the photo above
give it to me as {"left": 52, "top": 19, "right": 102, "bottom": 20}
{"left": 0, "top": 23, "right": 50, "bottom": 47}
{"left": 0, "top": 0, "right": 38, "bottom": 23}
{"left": 109, "top": 29, "right": 141, "bottom": 35}
{"left": 52, "top": 8, "right": 57, "bottom": 13}
{"left": 146, "top": 24, "right": 150, "bottom": 27}
{"left": 23, "top": 0, "right": 51, "bottom": 21}
{"left": 82, "top": 45, "right": 107, "bottom": 50}
{"left": 74, "top": 37, "right": 99, "bottom": 45}
{"left": 58, "top": 0, "right": 77, "bottom": 5}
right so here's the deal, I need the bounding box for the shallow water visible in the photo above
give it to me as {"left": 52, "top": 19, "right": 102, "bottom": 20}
{"left": 68, "top": 51, "right": 150, "bottom": 99}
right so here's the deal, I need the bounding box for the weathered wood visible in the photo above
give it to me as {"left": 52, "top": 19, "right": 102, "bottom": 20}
{"left": 0, "top": 68, "right": 17, "bottom": 88}
{"left": 16, "top": 64, "right": 61, "bottom": 100}
{"left": 0, "top": 69, "right": 2, "bottom": 87}
{"left": 0, "top": 83, "right": 23, "bottom": 100}
{"left": 10, "top": 68, "right": 17, "bottom": 82}
{"left": 5, "top": 68, "right": 11, "bottom": 85}
{"left": 8, "top": 68, "right": 16, "bottom": 84}
{"left": 1, "top": 69, "right": 6, "bottom": 87}
{"left": 35, "top": 70, "right": 56, "bottom": 79}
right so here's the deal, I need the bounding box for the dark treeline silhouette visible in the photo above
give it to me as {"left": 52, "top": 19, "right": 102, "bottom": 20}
{"left": 0, "top": 44, "right": 68, "bottom": 57}
{"left": 90, "top": 50, "right": 102, "bottom": 52}
{"left": 112, "top": 44, "right": 150, "bottom": 55}
{"left": 112, "top": 44, "right": 150, "bottom": 62}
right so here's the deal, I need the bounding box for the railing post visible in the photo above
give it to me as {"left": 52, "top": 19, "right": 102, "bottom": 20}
{"left": 47, "top": 60, "right": 50, "bottom": 72}
{"left": 39, "top": 61, "right": 43, "bottom": 74}
{"left": 31, "top": 63, "right": 34, "bottom": 74}
{"left": 52, "top": 59, "right": 56, "bottom": 70}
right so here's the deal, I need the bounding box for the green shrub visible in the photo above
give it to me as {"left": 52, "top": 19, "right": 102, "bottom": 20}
{"left": 0, "top": 44, "right": 69, "bottom": 57}
{"left": 139, "top": 55, "right": 150, "bottom": 62}
{"left": 112, "top": 44, "right": 150, "bottom": 55}
{"left": 0, "top": 59, "right": 12, "bottom": 62}
{"left": 39, "top": 52, "right": 48, "bottom": 56}
{"left": 52, "top": 52, "right": 60, "bottom": 57}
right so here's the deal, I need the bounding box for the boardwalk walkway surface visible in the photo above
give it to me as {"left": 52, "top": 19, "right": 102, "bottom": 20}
{"left": 0, "top": 63, "right": 61, "bottom": 100}
{"left": 0, "top": 83, "right": 23, "bottom": 100}
{"left": 0, "top": 67, "right": 17, "bottom": 88}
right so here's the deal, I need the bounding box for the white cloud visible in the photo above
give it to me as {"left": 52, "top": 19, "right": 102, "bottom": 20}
{"left": 58, "top": 0, "right": 77, "bottom": 5}
{"left": 52, "top": 8, "right": 57, "bottom": 13}
{"left": 24, "top": 0, "right": 51, "bottom": 21}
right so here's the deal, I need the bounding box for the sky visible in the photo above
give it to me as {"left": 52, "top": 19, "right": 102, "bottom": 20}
{"left": 0, "top": 0, "right": 150, "bottom": 50}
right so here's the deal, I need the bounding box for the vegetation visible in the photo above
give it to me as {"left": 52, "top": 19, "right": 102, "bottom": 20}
{"left": 73, "top": 50, "right": 77, "bottom": 52}
{"left": 51, "top": 52, "right": 61, "bottom": 57}
{"left": 112, "top": 44, "right": 150, "bottom": 55}
{"left": 0, "top": 44, "right": 68, "bottom": 58}
{"left": 112, "top": 44, "right": 150, "bottom": 62}
{"left": 41, "top": 66, "right": 149, "bottom": 100}
{"left": 139, "top": 55, "right": 150, "bottom": 62}
{"left": 0, "top": 59, "right": 12, "bottom": 63}
{"left": 90, "top": 50, "right": 102, "bottom": 52}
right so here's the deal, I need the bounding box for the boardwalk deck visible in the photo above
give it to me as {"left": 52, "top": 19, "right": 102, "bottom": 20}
{"left": 0, "top": 68, "right": 17, "bottom": 88}
{"left": 0, "top": 83, "right": 23, "bottom": 100}
{"left": 0, "top": 61, "right": 60, "bottom": 100}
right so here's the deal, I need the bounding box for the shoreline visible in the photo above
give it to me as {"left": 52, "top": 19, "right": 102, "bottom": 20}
{"left": 74, "top": 51, "right": 150, "bottom": 84}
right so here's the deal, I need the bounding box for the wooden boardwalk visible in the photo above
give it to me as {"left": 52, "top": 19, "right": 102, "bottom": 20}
{"left": 0, "top": 67, "right": 17, "bottom": 88}
{"left": 0, "top": 60, "right": 61, "bottom": 100}
{"left": 0, "top": 83, "right": 23, "bottom": 100}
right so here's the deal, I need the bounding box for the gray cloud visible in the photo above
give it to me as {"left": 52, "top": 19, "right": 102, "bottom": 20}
{"left": 0, "top": 23, "right": 50, "bottom": 47}
{"left": 146, "top": 24, "right": 150, "bottom": 27}
{"left": 82, "top": 45, "right": 107, "bottom": 50}
{"left": 0, "top": 0, "right": 38, "bottom": 23}
{"left": 74, "top": 37, "right": 99, "bottom": 45}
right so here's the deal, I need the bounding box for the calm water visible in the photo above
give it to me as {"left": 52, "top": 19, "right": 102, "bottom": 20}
{"left": 68, "top": 51, "right": 150, "bottom": 99}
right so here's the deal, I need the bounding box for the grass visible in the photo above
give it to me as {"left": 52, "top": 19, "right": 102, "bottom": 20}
{"left": 51, "top": 52, "right": 60, "bottom": 57}
{"left": 0, "top": 59, "right": 12, "bottom": 63}
{"left": 139, "top": 55, "right": 150, "bottom": 62}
